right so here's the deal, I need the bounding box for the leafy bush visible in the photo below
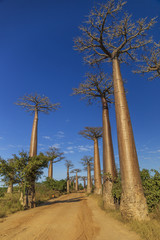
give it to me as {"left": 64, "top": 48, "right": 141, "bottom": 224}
{"left": 141, "top": 169, "right": 160, "bottom": 212}
{"left": 112, "top": 168, "right": 160, "bottom": 212}
{"left": 0, "top": 187, "right": 7, "bottom": 197}
{"left": 43, "top": 178, "right": 67, "bottom": 192}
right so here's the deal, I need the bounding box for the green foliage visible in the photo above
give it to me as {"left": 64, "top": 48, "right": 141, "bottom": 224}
{"left": 44, "top": 178, "right": 67, "bottom": 192}
{"left": 111, "top": 168, "right": 160, "bottom": 211}
{"left": 111, "top": 171, "right": 122, "bottom": 204}
{"left": 0, "top": 157, "right": 18, "bottom": 186}
{"left": 140, "top": 169, "right": 160, "bottom": 211}
{"left": 0, "top": 187, "right": 7, "bottom": 197}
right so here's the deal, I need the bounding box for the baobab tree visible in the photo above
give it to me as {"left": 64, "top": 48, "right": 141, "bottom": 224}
{"left": 74, "top": 0, "right": 155, "bottom": 219}
{"left": 79, "top": 127, "right": 102, "bottom": 195}
{"left": 81, "top": 176, "right": 87, "bottom": 189}
{"left": 65, "top": 160, "right": 74, "bottom": 193}
{"left": 135, "top": 41, "right": 160, "bottom": 80}
{"left": 73, "top": 71, "right": 117, "bottom": 207}
{"left": 70, "top": 169, "right": 81, "bottom": 191}
{"left": 80, "top": 156, "right": 93, "bottom": 194}
{"left": 15, "top": 93, "right": 60, "bottom": 207}
{"left": 46, "top": 147, "right": 64, "bottom": 179}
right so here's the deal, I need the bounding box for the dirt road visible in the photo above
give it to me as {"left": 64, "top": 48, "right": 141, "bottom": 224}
{"left": 0, "top": 193, "right": 141, "bottom": 240}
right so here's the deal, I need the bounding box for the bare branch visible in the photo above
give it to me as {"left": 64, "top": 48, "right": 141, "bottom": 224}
{"left": 79, "top": 127, "right": 102, "bottom": 140}
{"left": 73, "top": 70, "right": 114, "bottom": 105}
{"left": 74, "top": 0, "right": 156, "bottom": 64}
{"left": 15, "top": 93, "right": 60, "bottom": 114}
{"left": 134, "top": 41, "right": 160, "bottom": 80}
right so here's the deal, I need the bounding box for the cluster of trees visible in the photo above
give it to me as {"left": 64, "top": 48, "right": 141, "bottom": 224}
{"left": 73, "top": 0, "right": 160, "bottom": 220}
{"left": 1, "top": 0, "right": 160, "bottom": 221}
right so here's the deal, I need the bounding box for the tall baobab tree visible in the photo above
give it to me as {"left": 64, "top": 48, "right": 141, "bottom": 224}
{"left": 65, "top": 160, "right": 74, "bottom": 193}
{"left": 15, "top": 93, "right": 60, "bottom": 207}
{"left": 80, "top": 156, "right": 93, "bottom": 194}
{"left": 70, "top": 169, "right": 81, "bottom": 191}
{"left": 46, "top": 147, "right": 64, "bottom": 179}
{"left": 79, "top": 127, "right": 102, "bottom": 195}
{"left": 73, "top": 71, "right": 117, "bottom": 207}
{"left": 74, "top": 0, "right": 155, "bottom": 219}
{"left": 135, "top": 41, "right": 160, "bottom": 80}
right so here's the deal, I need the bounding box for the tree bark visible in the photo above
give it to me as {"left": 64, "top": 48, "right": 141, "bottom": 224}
{"left": 112, "top": 57, "right": 148, "bottom": 220}
{"left": 75, "top": 172, "right": 78, "bottom": 191}
{"left": 67, "top": 167, "right": 70, "bottom": 193}
{"left": 94, "top": 138, "right": 102, "bottom": 195}
{"left": 87, "top": 164, "right": 92, "bottom": 193}
{"left": 48, "top": 160, "right": 53, "bottom": 179}
{"left": 7, "top": 182, "right": 13, "bottom": 194}
{"left": 29, "top": 109, "right": 38, "bottom": 157}
{"left": 28, "top": 109, "right": 38, "bottom": 208}
{"left": 102, "top": 97, "right": 117, "bottom": 209}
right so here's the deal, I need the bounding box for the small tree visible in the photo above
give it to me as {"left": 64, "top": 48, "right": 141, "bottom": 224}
{"left": 79, "top": 127, "right": 102, "bottom": 195}
{"left": 74, "top": 0, "right": 155, "bottom": 219}
{"left": 74, "top": 71, "right": 117, "bottom": 206}
{"left": 80, "top": 156, "right": 93, "bottom": 194}
{"left": 0, "top": 157, "right": 17, "bottom": 194}
{"left": 13, "top": 151, "right": 49, "bottom": 208}
{"left": 15, "top": 93, "right": 60, "bottom": 207}
{"left": 70, "top": 169, "right": 81, "bottom": 191}
{"left": 65, "top": 160, "right": 74, "bottom": 193}
{"left": 46, "top": 147, "right": 64, "bottom": 179}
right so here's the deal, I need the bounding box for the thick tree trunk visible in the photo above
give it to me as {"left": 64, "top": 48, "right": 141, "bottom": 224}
{"left": 28, "top": 109, "right": 38, "bottom": 208}
{"left": 87, "top": 164, "right": 92, "bottom": 193}
{"left": 94, "top": 138, "right": 102, "bottom": 195}
{"left": 75, "top": 172, "right": 78, "bottom": 191}
{"left": 102, "top": 97, "right": 117, "bottom": 209}
{"left": 7, "top": 182, "right": 13, "bottom": 194}
{"left": 48, "top": 160, "right": 53, "bottom": 179}
{"left": 67, "top": 167, "right": 70, "bottom": 193}
{"left": 112, "top": 57, "right": 148, "bottom": 220}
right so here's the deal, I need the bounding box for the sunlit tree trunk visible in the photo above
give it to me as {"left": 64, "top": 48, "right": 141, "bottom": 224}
{"left": 7, "top": 181, "right": 13, "bottom": 194}
{"left": 94, "top": 138, "right": 102, "bottom": 195}
{"left": 48, "top": 160, "right": 53, "bottom": 179}
{"left": 75, "top": 172, "right": 78, "bottom": 191}
{"left": 67, "top": 166, "right": 70, "bottom": 193}
{"left": 83, "top": 178, "right": 86, "bottom": 189}
{"left": 87, "top": 164, "right": 92, "bottom": 193}
{"left": 102, "top": 97, "right": 117, "bottom": 208}
{"left": 112, "top": 57, "right": 148, "bottom": 220}
{"left": 28, "top": 109, "right": 38, "bottom": 208}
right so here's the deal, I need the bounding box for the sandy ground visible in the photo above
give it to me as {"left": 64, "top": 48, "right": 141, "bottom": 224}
{"left": 0, "top": 193, "right": 141, "bottom": 240}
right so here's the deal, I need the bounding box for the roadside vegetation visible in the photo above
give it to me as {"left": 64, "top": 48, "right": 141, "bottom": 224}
{"left": 92, "top": 168, "right": 160, "bottom": 240}
{"left": 0, "top": 178, "right": 68, "bottom": 218}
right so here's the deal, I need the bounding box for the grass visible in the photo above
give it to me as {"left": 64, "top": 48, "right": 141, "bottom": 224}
{"left": 0, "top": 192, "right": 23, "bottom": 218}
{"left": 0, "top": 184, "right": 62, "bottom": 218}
{"left": 91, "top": 194, "right": 160, "bottom": 240}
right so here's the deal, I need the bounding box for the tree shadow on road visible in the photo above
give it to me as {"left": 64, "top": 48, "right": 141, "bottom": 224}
{"left": 37, "top": 196, "right": 87, "bottom": 207}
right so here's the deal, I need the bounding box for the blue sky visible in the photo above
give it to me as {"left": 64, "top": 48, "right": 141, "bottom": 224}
{"left": 0, "top": 0, "right": 160, "bottom": 184}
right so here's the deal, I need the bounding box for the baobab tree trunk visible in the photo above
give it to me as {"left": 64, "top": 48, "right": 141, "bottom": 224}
{"left": 75, "top": 172, "right": 78, "bottom": 191}
{"left": 112, "top": 57, "right": 148, "bottom": 220}
{"left": 48, "top": 160, "right": 53, "bottom": 179}
{"left": 94, "top": 138, "right": 102, "bottom": 195}
{"left": 87, "top": 164, "right": 92, "bottom": 193}
{"left": 67, "top": 167, "right": 70, "bottom": 193}
{"left": 83, "top": 178, "right": 86, "bottom": 189}
{"left": 7, "top": 182, "right": 13, "bottom": 194}
{"left": 28, "top": 109, "right": 38, "bottom": 208}
{"left": 102, "top": 97, "right": 117, "bottom": 209}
